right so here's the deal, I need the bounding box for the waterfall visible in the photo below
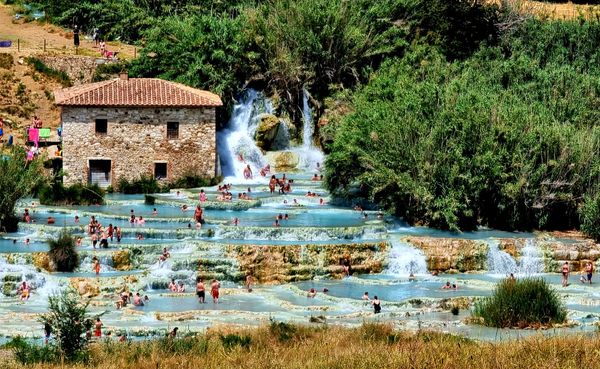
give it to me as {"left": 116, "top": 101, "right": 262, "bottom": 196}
{"left": 517, "top": 239, "right": 545, "bottom": 275}
{"left": 290, "top": 89, "right": 324, "bottom": 172}
{"left": 216, "top": 89, "right": 272, "bottom": 181}
{"left": 386, "top": 239, "right": 428, "bottom": 276}
{"left": 302, "top": 88, "right": 314, "bottom": 149}
{"left": 486, "top": 240, "right": 517, "bottom": 275}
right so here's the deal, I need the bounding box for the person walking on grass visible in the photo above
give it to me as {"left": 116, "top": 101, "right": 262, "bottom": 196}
{"left": 562, "top": 261, "right": 570, "bottom": 287}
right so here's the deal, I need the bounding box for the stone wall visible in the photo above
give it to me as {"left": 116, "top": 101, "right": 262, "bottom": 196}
{"left": 61, "top": 106, "right": 217, "bottom": 186}
{"left": 405, "top": 237, "right": 488, "bottom": 272}
{"left": 38, "top": 55, "right": 113, "bottom": 85}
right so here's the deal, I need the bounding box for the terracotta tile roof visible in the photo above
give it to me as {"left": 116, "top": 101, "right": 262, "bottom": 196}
{"left": 54, "top": 78, "right": 223, "bottom": 107}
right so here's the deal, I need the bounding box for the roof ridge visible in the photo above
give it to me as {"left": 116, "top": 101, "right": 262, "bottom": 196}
{"left": 54, "top": 78, "right": 223, "bottom": 107}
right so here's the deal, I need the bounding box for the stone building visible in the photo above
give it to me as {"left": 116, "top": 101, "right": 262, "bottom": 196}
{"left": 55, "top": 75, "right": 222, "bottom": 187}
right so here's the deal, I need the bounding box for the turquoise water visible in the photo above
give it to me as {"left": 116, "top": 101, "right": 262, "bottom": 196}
{"left": 0, "top": 174, "right": 597, "bottom": 341}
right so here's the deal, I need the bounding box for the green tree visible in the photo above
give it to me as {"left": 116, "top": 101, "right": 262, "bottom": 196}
{"left": 0, "top": 148, "right": 45, "bottom": 232}
{"left": 39, "top": 289, "right": 98, "bottom": 362}
{"left": 580, "top": 193, "right": 600, "bottom": 242}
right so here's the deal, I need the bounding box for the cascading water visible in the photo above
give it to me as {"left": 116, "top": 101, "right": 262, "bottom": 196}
{"left": 289, "top": 89, "right": 324, "bottom": 172}
{"left": 302, "top": 89, "right": 314, "bottom": 149}
{"left": 517, "top": 239, "right": 545, "bottom": 275}
{"left": 386, "top": 239, "right": 428, "bottom": 276}
{"left": 216, "top": 89, "right": 272, "bottom": 181}
{"left": 486, "top": 240, "right": 517, "bottom": 275}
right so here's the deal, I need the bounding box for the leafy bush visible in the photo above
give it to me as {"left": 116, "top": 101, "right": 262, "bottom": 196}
{"left": 48, "top": 229, "right": 79, "bottom": 272}
{"left": 326, "top": 34, "right": 600, "bottom": 231}
{"left": 39, "top": 181, "right": 105, "bottom": 205}
{"left": 118, "top": 175, "right": 166, "bottom": 194}
{"left": 39, "top": 289, "right": 98, "bottom": 362}
{"left": 473, "top": 278, "right": 566, "bottom": 328}
{"left": 169, "top": 174, "right": 221, "bottom": 189}
{"left": 144, "top": 194, "right": 156, "bottom": 205}
{"left": 0, "top": 148, "right": 45, "bottom": 232}
{"left": 25, "top": 57, "right": 72, "bottom": 87}
{"left": 580, "top": 193, "right": 600, "bottom": 242}
{"left": 220, "top": 334, "right": 251, "bottom": 351}
{"left": 0, "top": 53, "right": 13, "bottom": 69}
{"left": 6, "top": 336, "right": 59, "bottom": 365}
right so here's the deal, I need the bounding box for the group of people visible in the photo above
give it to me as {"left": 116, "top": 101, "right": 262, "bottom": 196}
{"left": 195, "top": 278, "right": 222, "bottom": 303}
{"left": 560, "top": 260, "right": 594, "bottom": 287}
{"left": 269, "top": 174, "right": 293, "bottom": 195}
{"left": 87, "top": 215, "right": 120, "bottom": 249}
{"left": 116, "top": 290, "right": 149, "bottom": 309}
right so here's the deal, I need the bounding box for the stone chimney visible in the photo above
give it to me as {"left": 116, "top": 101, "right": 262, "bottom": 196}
{"left": 119, "top": 72, "right": 128, "bottom": 81}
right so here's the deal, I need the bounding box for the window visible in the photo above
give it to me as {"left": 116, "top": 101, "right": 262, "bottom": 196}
{"left": 167, "top": 122, "right": 179, "bottom": 139}
{"left": 95, "top": 119, "right": 107, "bottom": 135}
{"left": 154, "top": 162, "right": 167, "bottom": 179}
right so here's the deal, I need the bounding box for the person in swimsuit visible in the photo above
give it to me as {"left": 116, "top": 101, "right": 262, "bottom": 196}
{"left": 243, "top": 164, "right": 252, "bottom": 179}
{"left": 199, "top": 189, "right": 207, "bottom": 202}
{"left": 44, "top": 321, "right": 52, "bottom": 344}
{"left": 94, "top": 259, "right": 100, "bottom": 275}
{"left": 562, "top": 261, "right": 570, "bottom": 287}
{"left": 196, "top": 277, "right": 205, "bottom": 303}
{"left": 307, "top": 288, "right": 317, "bottom": 298}
{"left": 211, "top": 279, "right": 220, "bottom": 303}
{"left": 341, "top": 256, "right": 351, "bottom": 277}
{"left": 169, "top": 279, "right": 178, "bottom": 292}
{"left": 584, "top": 262, "right": 594, "bottom": 284}
{"left": 94, "top": 318, "right": 102, "bottom": 337}
{"left": 372, "top": 296, "right": 381, "bottom": 314}
{"left": 362, "top": 292, "right": 370, "bottom": 301}
{"left": 245, "top": 273, "right": 253, "bottom": 292}
{"left": 442, "top": 281, "right": 452, "bottom": 289}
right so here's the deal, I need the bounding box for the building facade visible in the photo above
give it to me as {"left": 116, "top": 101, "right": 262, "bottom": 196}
{"left": 55, "top": 76, "right": 222, "bottom": 187}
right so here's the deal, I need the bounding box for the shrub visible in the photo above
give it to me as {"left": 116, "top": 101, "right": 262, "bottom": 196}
{"left": 580, "top": 193, "right": 600, "bottom": 242}
{"left": 220, "top": 334, "right": 251, "bottom": 351}
{"left": 169, "top": 174, "right": 221, "bottom": 189}
{"left": 6, "top": 336, "right": 59, "bottom": 365}
{"left": 39, "top": 288, "right": 98, "bottom": 362}
{"left": 268, "top": 320, "right": 296, "bottom": 342}
{"left": 473, "top": 278, "right": 566, "bottom": 328}
{"left": 38, "top": 181, "right": 105, "bottom": 206}
{"left": 48, "top": 229, "right": 79, "bottom": 272}
{"left": 0, "top": 53, "right": 13, "bottom": 69}
{"left": 144, "top": 194, "right": 156, "bottom": 205}
{"left": 25, "top": 57, "right": 72, "bottom": 87}
{"left": 0, "top": 148, "right": 45, "bottom": 232}
{"left": 118, "top": 175, "right": 166, "bottom": 194}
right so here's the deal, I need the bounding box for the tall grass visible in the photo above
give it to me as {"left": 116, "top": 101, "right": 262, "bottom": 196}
{"left": 473, "top": 278, "right": 567, "bottom": 328}
{"left": 4, "top": 324, "right": 600, "bottom": 369}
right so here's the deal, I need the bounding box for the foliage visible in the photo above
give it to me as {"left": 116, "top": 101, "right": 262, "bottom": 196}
{"left": 39, "top": 288, "right": 98, "bottom": 362}
{"left": 326, "top": 19, "right": 600, "bottom": 231}
{"left": 580, "top": 193, "right": 600, "bottom": 242}
{"left": 47, "top": 229, "right": 79, "bottom": 272}
{"left": 25, "top": 57, "right": 72, "bottom": 87}
{"left": 92, "top": 61, "right": 131, "bottom": 82}
{"left": 158, "top": 336, "right": 208, "bottom": 355}
{"left": 144, "top": 194, "right": 156, "bottom": 205}
{"left": 0, "top": 148, "right": 45, "bottom": 232}
{"left": 39, "top": 180, "right": 105, "bottom": 205}
{"left": 169, "top": 174, "right": 221, "bottom": 189}
{"left": 0, "top": 53, "right": 13, "bottom": 69}
{"left": 473, "top": 278, "right": 566, "bottom": 328}
{"left": 129, "top": 13, "right": 252, "bottom": 112}
{"left": 219, "top": 334, "right": 252, "bottom": 350}
{"left": 6, "top": 336, "right": 59, "bottom": 365}
{"left": 117, "top": 175, "right": 166, "bottom": 194}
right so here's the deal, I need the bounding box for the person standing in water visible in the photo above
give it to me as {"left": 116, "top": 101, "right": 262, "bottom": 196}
{"left": 196, "top": 277, "right": 205, "bottom": 303}
{"left": 245, "top": 273, "right": 253, "bottom": 292}
{"left": 94, "top": 318, "right": 102, "bottom": 337}
{"left": 562, "top": 261, "right": 570, "bottom": 287}
{"left": 211, "top": 279, "right": 220, "bottom": 303}
{"left": 372, "top": 295, "right": 381, "bottom": 314}
{"left": 585, "top": 262, "right": 594, "bottom": 284}
{"left": 94, "top": 259, "right": 101, "bottom": 275}
{"left": 243, "top": 164, "right": 253, "bottom": 179}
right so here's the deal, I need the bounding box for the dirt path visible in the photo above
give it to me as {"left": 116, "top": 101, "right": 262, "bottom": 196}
{"left": 0, "top": 4, "right": 136, "bottom": 58}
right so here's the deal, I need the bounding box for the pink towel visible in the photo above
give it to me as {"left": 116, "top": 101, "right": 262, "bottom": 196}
{"left": 28, "top": 128, "right": 39, "bottom": 142}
